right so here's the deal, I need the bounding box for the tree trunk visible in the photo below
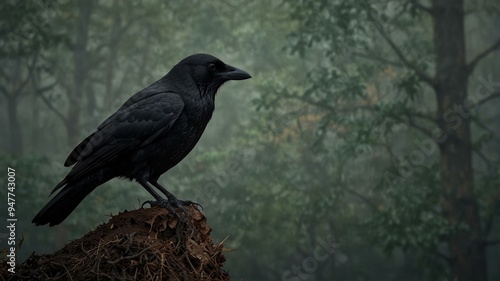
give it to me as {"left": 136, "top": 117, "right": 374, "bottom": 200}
{"left": 67, "top": 0, "right": 94, "bottom": 146}
{"left": 432, "top": 0, "right": 487, "bottom": 280}
{"left": 103, "top": 0, "right": 121, "bottom": 110}
{"left": 57, "top": 0, "right": 94, "bottom": 249}
{"left": 6, "top": 94, "right": 23, "bottom": 154}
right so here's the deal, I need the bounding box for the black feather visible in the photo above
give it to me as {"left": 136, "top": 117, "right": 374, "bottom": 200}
{"left": 32, "top": 54, "right": 251, "bottom": 226}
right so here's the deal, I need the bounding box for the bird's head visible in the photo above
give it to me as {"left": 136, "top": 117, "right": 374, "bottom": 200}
{"left": 173, "top": 53, "right": 251, "bottom": 95}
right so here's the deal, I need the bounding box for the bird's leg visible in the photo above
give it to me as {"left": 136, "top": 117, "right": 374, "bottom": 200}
{"left": 141, "top": 180, "right": 202, "bottom": 219}
{"left": 149, "top": 181, "right": 203, "bottom": 212}
{"left": 138, "top": 180, "right": 178, "bottom": 215}
{"left": 150, "top": 181, "right": 177, "bottom": 200}
{"left": 138, "top": 180, "right": 164, "bottom": 201}
{"left": 138, "top": 181, "right": 180, "bottom": 214}
{"left": 151, "top": 181, "right": 202, "bottom": 207}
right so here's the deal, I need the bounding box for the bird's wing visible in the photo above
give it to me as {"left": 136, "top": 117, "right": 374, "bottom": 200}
{"left": 52, "top": 92, "right": 185, "bottom": 194}
{"left": 64, "top": 88, "right": 169, "bottom": 167}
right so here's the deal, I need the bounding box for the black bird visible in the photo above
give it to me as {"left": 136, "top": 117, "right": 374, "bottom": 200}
{"left": 33, "top": 54, "right": 251, "bottom": 226}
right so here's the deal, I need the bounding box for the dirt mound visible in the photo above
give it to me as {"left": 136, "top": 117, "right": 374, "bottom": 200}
{"left": 1, "top": 206, "right": 231, "bottom": 280}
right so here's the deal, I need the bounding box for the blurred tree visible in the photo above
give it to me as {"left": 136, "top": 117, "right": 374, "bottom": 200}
{"left": 254, "top": 0, "right": 500, "bottom": 280}
{"left": 2, "top": 1, "right": 499, "bottom": 280}
{"left": 0, "top": 0, "right": 264, "bottom": 260}
{"left": 0, "top": 1, "right": 63, "bottom": 154}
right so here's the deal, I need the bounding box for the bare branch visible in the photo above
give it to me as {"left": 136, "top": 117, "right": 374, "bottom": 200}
{"left": 38, "top": 92, "right": 69, "bottom": 125}
{"left": 406, "top": 115, "right": 434, "bottom": 137}
{"left": 353, "top": 51, "right": 404, "bottom": 68}
{"left": 345, "top": 187, "right": 378, "bottom": 210}
{"left": 483, "top": 195, "right": 500, "bottom": 238}
{"left": 379, "top": 30, "right": 435, "bottom": 86}
{"left": 39, "top": 82, "right": 57, "bottom": 94}
{"left": 473, "top": 148, "right": 493, "bottom": 173}
{"left": 409, "top": 0, "right": 434, "bottom": 15}
{"left": 386, "top": 113, "right": 434, "bottom": 137}
{"left": 471, "top": 116, "right": 498, "bottom": 140}
{"left": 431, "top": 250, "right": 452, "bottom": 263}
{"left": 483, "top": 212, "right": 499, "bottom": 240}
{"left": 478, "top": 92, "right": 500, "bottom": 107}
{"left": 467, "top": 38, "right": 500, "bottom": 75}
{"left": 0, "top": 70, "right": 9, "bottom": 81}
{"left": 368, "top": 13, "right": 436, "bottom": 87}
{"left": 405, "top": 111, "right": 437, "bottom": 123}
{"left": 382, "top": 133, "right": 399, "bottom": 163}
{"left": 0, "top": 85, "right": 8, "bottom": 97}
{"left": 286, "top": 90, "right": 437, "bottom": 138}
{"left": 26, "top": 52, "right": 39, "bottom": 82}
{"left": 19, "top": 52, "right": 41, "bottom": 96}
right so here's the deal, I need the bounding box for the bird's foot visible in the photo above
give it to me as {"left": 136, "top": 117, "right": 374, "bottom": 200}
{"left": 141, "top": 198, "right": 203, "bottom": 218}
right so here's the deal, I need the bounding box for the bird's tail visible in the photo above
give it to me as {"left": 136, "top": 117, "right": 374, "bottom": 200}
{"left": 32, "top": 177, "right": 108, "bottom": 227}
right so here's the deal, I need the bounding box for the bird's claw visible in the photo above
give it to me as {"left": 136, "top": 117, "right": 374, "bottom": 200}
{"left": 141, "top": 198, "right": 203, "bottom": 219}
{"left": 141, "top": 200, "right": 157, "bottom": 209}
{"left": 180, "top": 200, "right": 203, "bottom": 210}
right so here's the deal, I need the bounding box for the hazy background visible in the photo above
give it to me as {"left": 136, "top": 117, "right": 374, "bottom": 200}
{"left": 1, "top": 1, "right": 499, "bottom": 280}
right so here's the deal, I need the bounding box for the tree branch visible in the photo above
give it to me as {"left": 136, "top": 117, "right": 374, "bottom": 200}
{"left": 483, "top": 195, "right": 500, "bottom": 238}
{"left": 404, "top": 111, "right": 437, "bottom": 123}
{"left": 471, "top": 116, "right": 498, "bottom": 140}
{"left": 385, "top": 113, "right": 434, "bottom": 138}
{"left": 345, "top": 187, "right": 378, "bottom": 210}
{"left": 467, "top": 38, "right": 500, "bottom": 75}
{"left": 39, "top": 82, "right": 57, "bottom": 94}
{"left": 0, "top": 69, "right": 9, "bottom": 81}
{"left": 25, "top": 52, "right": 39, "bottom": 86}
{"left": 38, "top": 91, "right": 69, "bottom": 125}
{"left": 406, "top": 115, "right": 434, "bottom": 137}
{"left": 287, "top": 91, "right": 437, "bottom": 138}
{"left": 478, "top": 92, "right": 500, "bottom": 107}
{"left": 12, "top": 53, "right": 39, "bottom": 97}
{"left": 353, "top": 51, "right": 404, "bottom": 68}
{"left": 368, "top": 13, "right": 436, "bottom": 87}
{"left": 430, "top": 250, "right": 452, "bottom": 263}
{"left": 473, "top": 148, "right": 493, "bottom": 174}
{"left": 409, "top": 0, "right": 434, "bottom": 15}
{"left": 0, "top": 85, "right": 8, "bottom": 97}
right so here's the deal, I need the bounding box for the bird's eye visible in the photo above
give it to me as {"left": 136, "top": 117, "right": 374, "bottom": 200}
{"left": 208, "top": 63, "right": 217, "bottom": 72}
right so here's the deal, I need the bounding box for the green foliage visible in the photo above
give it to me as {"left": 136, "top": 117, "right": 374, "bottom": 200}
{"left": 1, "top": 1, "right": 499, "bottom": 280}
{"left": 365, "top": 165, "right": 451, "bottom": 277}
{"left": 0, "top": 154, "right": 59, "bottom": 256}
{"left": 0, "top": 1, "right": 64, "bottom": 58}
{"left": 252, "top": 0, "right": 499, "bottom": 280}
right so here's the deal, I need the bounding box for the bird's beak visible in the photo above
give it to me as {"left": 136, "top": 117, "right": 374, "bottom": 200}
{"left": 221, "top": 64, "right": 252, "bottom": 81}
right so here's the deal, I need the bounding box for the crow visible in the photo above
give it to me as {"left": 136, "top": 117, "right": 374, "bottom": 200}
{"left": 32, "top": 54, "right": 251, "bottom": 226}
